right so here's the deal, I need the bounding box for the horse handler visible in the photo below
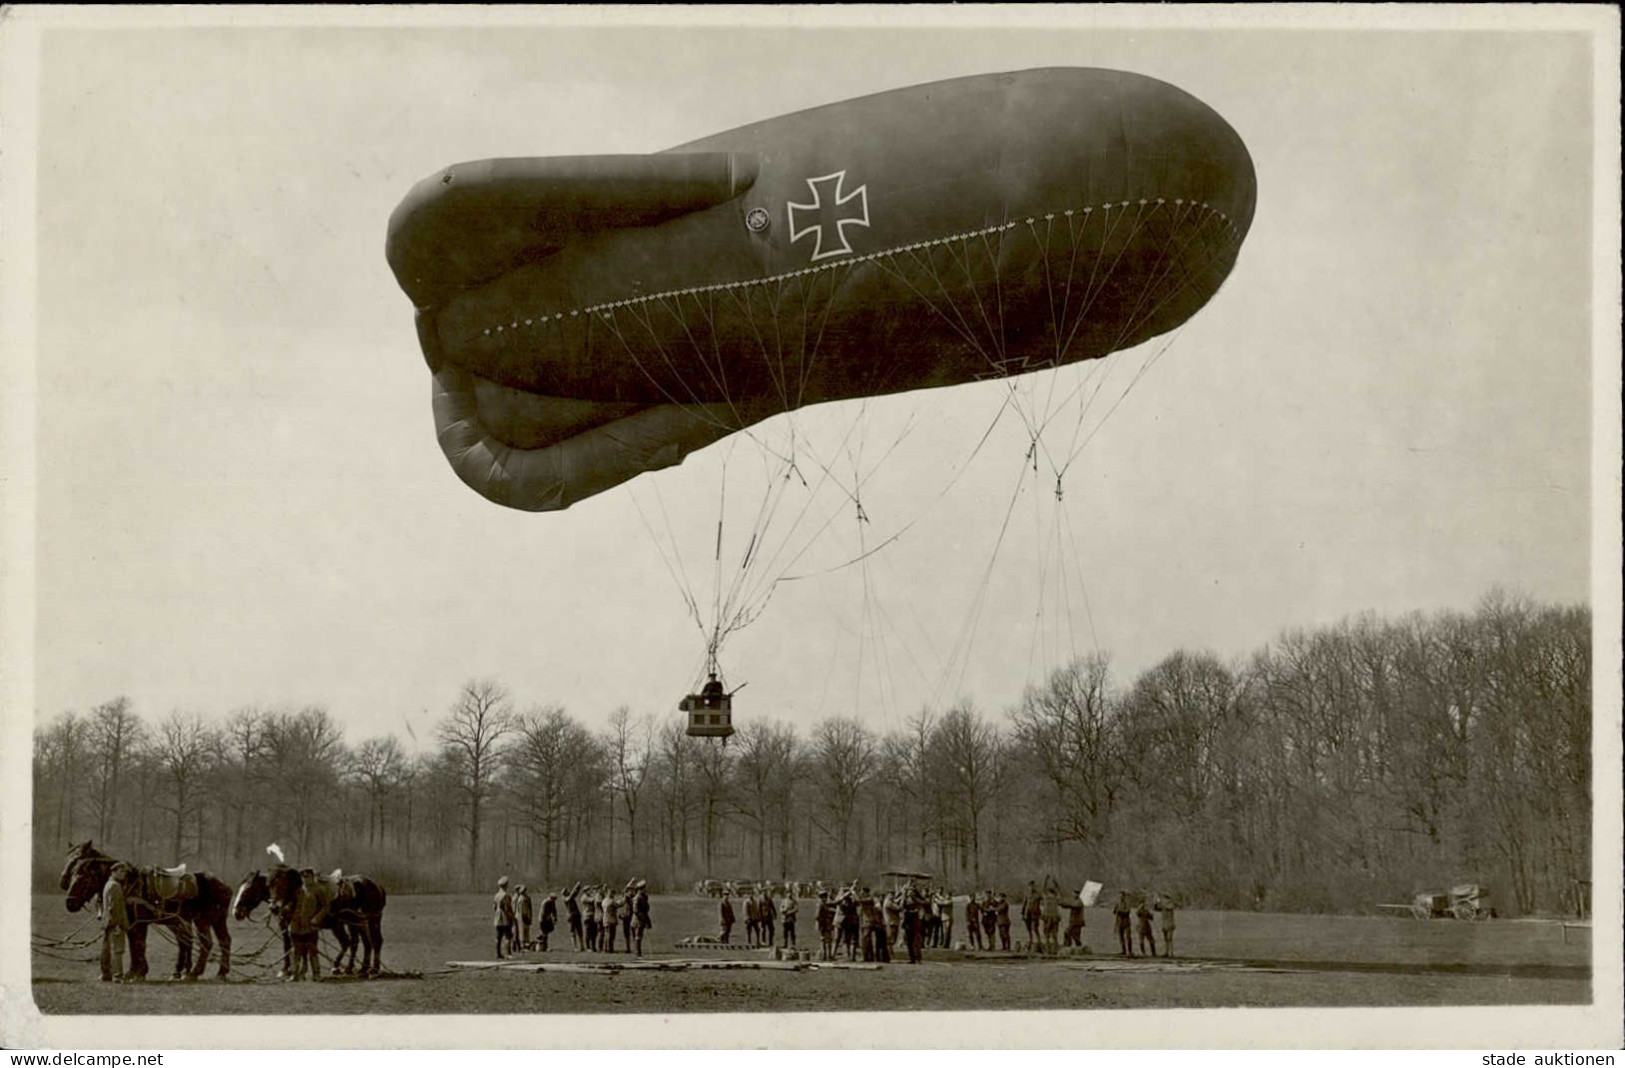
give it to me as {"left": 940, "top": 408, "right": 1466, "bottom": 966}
{"left": 100, "top": 862, "right": 133, "bottom": 982}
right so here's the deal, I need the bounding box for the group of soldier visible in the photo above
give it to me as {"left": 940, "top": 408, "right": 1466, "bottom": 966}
{"left": 714, "top": 878, "right": 1178, "bottom": 964}
{"left": 491, "top": 877, "right": 653, "bottom": 958}
{"left": 1112, "top": 889, "right": 1178, "bottom": 957}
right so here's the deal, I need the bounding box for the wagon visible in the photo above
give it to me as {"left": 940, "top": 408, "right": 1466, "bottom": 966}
{"left": 1378, "top": 884, "right": 1495, "bottom": 920}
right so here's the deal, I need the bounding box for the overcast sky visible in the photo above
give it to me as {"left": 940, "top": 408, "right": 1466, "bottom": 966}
{"left": 16, "top": 9, "right": 1609, "bottom": 750}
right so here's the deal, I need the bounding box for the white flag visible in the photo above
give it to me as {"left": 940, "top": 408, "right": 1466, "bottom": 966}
{"left": 1079, "top": 880, "right": 1103, "bottom": 907}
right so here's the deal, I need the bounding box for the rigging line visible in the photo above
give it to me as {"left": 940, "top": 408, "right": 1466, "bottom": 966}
{"left": 725, "top": 402, "right": 876, "bottom": 609}
{"left": 1065, "top": 325, "right": 1185, "bottom": 470}
{"left": 872, "top": 546, "right": 942, "bottom": 693}
{"left": 948, "top": 232, "right": 1007, "bottom": 367}
{"left": 870, "top": 252, "right": 998, "bottom": 371}
{"left": 795, "top": 261, "right": 858, "bottom": 412}
{"left": 631, "top": 490, "right": 707, "bottom": 635}
{"left": 776, "top": 387, "right": 1015, "bottom": 583}
{"left": 1059, "top": 490, "right": 1102, "bottom": 658}
{"left": 728, "top": 397, "right": 904, "bottom": 624}
{"left": 1089, "top": 200, "right": 1204, "bottom": 363}
{"left": 596, "top": 312, "right": 735, "bottom": 435}
{"left": 653, "top": 479, "right": 703, "bottom": 630}
{"left": 721, "top": 281, "right": 794, "bottom": 416}
{"left": 715, "top": 443, "right": 804, "bottom": 636}
{"left": 621, "top": 299, "right": 730, "bottom": 420}
{"left": 1054, "top": 200, "right": 1152, "bottom": 367}
{"left": 736, "top": 396, "right": 917, "bottom": 610}
{"left": 893, "top": 244, "right": 1007, "bottom": 374}
{"left": 935, "top": 449, "right": 1032, "bottom": 708}
{"left": 662, "top": 292, "right": 749, "bottom": 429}
{"left": 1029, "top": 216, "right": 1063, "bottom": 371}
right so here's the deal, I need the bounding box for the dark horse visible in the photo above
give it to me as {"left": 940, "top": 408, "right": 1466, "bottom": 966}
{"left": 232, "top": 865, "right": 386, "bottom": 977}
{"left": 60, "top": 840, "right": 233, "bottom": 981}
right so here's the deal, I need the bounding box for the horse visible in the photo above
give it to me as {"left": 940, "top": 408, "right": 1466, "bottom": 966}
{"left": 233, "top": 865, "right": 386, "bottom": 977}
{"left": 61, "top": 840, "right": 233, "bottom": 981}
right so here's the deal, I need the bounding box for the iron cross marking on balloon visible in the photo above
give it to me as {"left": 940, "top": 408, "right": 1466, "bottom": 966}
{"left": 787, "top": 171, "right": 871, "bottom": 261}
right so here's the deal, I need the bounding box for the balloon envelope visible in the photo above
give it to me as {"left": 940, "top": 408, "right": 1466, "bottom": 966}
{"left": 386, "top": 67, "right": 1257, "bottom": 511}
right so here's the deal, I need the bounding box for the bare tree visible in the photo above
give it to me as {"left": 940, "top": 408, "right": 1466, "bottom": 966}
{"left": 930, "top": 704, "right": 1006, "bottom": 886}
{"left": 810, "top": 717, "right": 877, "bottom": 868}
{"left": 152, "top": 710, "right": 216, "bottom": 860}
{"left": 604, "top": 706, "right": 654, "bottom": 868}
{"left": 87, "top": 697, "right": 146, "bottom": 846}
{"left": 437, "top": 679, "right": 517, "bottom": 887}
{"left": 349, "top": 735, "right": 408, "bottom": 848}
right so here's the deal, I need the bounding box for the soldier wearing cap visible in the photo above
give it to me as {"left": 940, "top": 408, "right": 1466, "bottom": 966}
{"left": 100, "top": 861, "right": 133, "bottom": 982}
{"left": 995, "top": 891, "right": 1012, "bottom": 951}
{"left": 539, "top": 891, "right": 558, "bottom": 951}
{"left": 632, "top": 880, "right": 652, "bottom": 957}
{"left": 719, "top": 889, "right": 736, "bottom": 944}
{"left": 493, "top": 876, "right": 516, "bottom": 959}
{"left": 516, "top": 884, "right": 533, "bottom": 950}
{"left": 815, "top": 889, "right": 835, "bottom": 960}
{"left": 780, "top": 886, "right": 798, "bottom": 949}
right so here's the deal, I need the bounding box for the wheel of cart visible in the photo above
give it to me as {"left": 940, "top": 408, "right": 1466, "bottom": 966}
{"left": 1452, "top": 900, "right": 1476, "bottom": 921}
{"left": 1411, "top": 901, "right": 1430, "bottom": 920}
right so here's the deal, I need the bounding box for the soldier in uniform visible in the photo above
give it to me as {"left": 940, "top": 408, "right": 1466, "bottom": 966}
{"left": 780, "top": 887, "right": 798, "bottom": 949}
{"left": 981, "top": 893, "right": 998, "bottom": 949}
{"left": 837, "top": 888, "right": 861, "bottom": 961}
{"left": 815, "top": 890, "right": 836, "bottom": 961}
{"left": 1113, "top": 891, "right": 1135, "bottom": 956}
{"left": 100, "top": 861, "right": 133, "bottom": 982}
{"left": 1136, "top": 897, "right": 1157, "bottom": 957}
{"left": 563, "top": 882, "right": 584, "bottom": 951}
{"left": 758, "top": 887, "right": 777, "bottom": 949}
{"left": 1155, "top": 893, "right": 1177, "bottom": 957}
{"left": 492, "top": 876, "right": 516, "bottom": 959}
{"left": 540, "top": 891, "right": 558, "bottom": 951}
{"left": 1040, "top": 878, "right": 1062, "bottom": 955}
{"left": 901, "top": 887, "right": 924, "bottom": 964}
{"left": 1021, "top": 881, "right": 1042, "bottom": 952}
{"left": 622, "top": 882, "right": 636, "bottom": 950}
{"left": 1063, "top": 891, "right": 1086, "bottom": 949}
{"left": 719, "top": 890, "right": 736, "bottom": 944}
{"left": 965, "top": 892, "right": 982, "bottom": 950}
{"left": 743, "top": 891, "right": 760, "bottom": 947}
{"left": 632, "top": 880, "right": 652, "bottom": 957}
{"left": 938, "top": 890, "right": 954, "bottom": 948}
{"left": 291, "top": 868, "right": 330, "bottom": 980}
{"left": 603, "top": 888, "right": 620, "bottom": 953}
{"left": 883, "top": 891, "right": 901, "bottom": 949}
{"left": 516, "top": 884, "right": 533, "bottom": 950}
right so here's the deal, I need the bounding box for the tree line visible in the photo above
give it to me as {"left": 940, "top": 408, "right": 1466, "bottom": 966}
{"left": 32, "top": 590, "right": 1590, "bottom": 916}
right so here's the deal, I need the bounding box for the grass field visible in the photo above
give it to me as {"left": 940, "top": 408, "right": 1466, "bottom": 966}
{"left": 30, "top": 892, "right": 1591, "bottom": 1014}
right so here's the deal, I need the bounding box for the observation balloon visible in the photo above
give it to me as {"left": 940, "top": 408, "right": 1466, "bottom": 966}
{"left": 385, "top": 67, "right": 1257, "bottom": 511}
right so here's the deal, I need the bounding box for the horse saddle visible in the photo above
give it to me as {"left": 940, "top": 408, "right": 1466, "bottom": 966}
{"left": 149, "top": 865, "right": 198, "bottom": 903}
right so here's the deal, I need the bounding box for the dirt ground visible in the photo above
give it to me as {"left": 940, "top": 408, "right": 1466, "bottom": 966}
{"left": 30, "top": 892, "right": 1591, "bottom": 1014}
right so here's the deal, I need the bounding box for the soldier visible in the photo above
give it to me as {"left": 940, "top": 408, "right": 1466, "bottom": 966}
{"left": 1136, "top": 897, "right": 1157, "bottom": 957}
{"left": 781, "top": 887, "right": 798, "bottom": 949}
{"left": 622, "top": 882, "right": 636, "bottom": 949}
{"left": 1113, "top": 891, "right": 1135, "bottom": 956}
{"left": 516, "top": 884, "right": 533, "bottom": 950}
{"left": 816, "top": 890, "right": 836, "bottom": 961}
{"left": 540, "top": 892, "right": 558, "bottom": 951}
{"left": 563, "top": 882, "right": 584, "bottom": 951}
{"left": 290, "top": 868, "right": 329, "bottom": 980}
{"left": 965, "top": 892, "right": 982, "bottom": 950}
{"left": 1040, "top": 878, "right": 1062, "bottom": 955}
{"left": 1021, "top": 881, "right": 1042, "bottom": 952}
{"left": 995, "top": 892, "right": 1013, "bottom": 951}
{"left": 981, "top": 893, "right": 997, "bottom": 949}
{"left": 1063, "top": 891, "right": 1086, "bottom": 949}
{"left": 759, "top": 887, "right": 777, "bottom": 949}
{"left": 588, "top": 884, "right": 607, "bottom": 955}
{"left": 901, "top": 887, "right": 924, "bottom": 964}
{"left": 603, "top": 889, "right": 620, "bottom": 953}
{"left": 492, "top": 876, "right": 516, "bottom": 959}
{"left": 632, "top": 880, "right": 653, "bottom": 957}
{"left": 100, "top": 861, "right": 133, "bottom": 982}
{"left": 1155, "top": 893, "right": 1177, "bottom": 957}
{"left": 938, "top": 891, "right": 954, "bottom": 948}
{"left": 719, "top": 890, "right": 736, "bottom": 944}
{"left": 837, "top": 888, "right": 861, "bottom": 961}
{"left": 883, "top": 891, "right": 902, "bottom": 949}
{"left": 743, "top": 891, "right": 760, "bottom": 947}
